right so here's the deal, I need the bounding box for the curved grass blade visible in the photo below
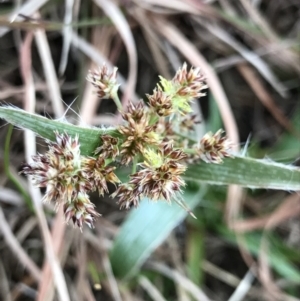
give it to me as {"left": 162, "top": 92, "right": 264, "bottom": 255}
{"left": 0, "top": 106, "right": 117, "bottom": 156}
{"left": 0, "top": 106, "right": 299, "bottom": 190}
{"left": 184, "top": 156, "right": 300, "bottom": 191}
{"left": 110, "top": 183, "right": 206, "bottom": 279}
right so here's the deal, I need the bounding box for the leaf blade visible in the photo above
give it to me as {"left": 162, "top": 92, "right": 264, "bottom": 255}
{"left": 184, "top": 156, "right": 300, "bottom": 191}
{"left": 0, "top": 106, "right": 117, "bottom": 155}
{"left": 110, "top": 184, "right": 206, "bottom": 279}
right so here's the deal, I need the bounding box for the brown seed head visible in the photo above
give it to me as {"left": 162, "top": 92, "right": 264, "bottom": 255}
{"left": 82, "top": 156, "right": 120, "bottom": 196}
{"left": 111, "top": 183, "right": 140, "bottom": 209}
{"left": 128, "top": 143, "right": 187, "bottom": 203}
{"left": 173, "top": 63, "right": 207, "bottom": 99}
{"left": 122, "top": 101, "right": 146, "bottom": 122}
{"left": 64, "top": 192, "right": 100, "bottom": 229}
{"left": 86, "top": 64, "right": 119, "bottom": 99}
{"left": 180, "top": 114, "right": 200, "bottom": 132}
{"left": 21, "top": 133, "right": 91, "bottom": 205}
{"left": 118, "top": 102, "right": 160, "bottom": 165}
{"left": 147, "top": 89, "right": 173, "bottom": 117}
{"left": 95, "top": 135, "right": 119, "bottom": 160}
{"left": 198, "top": 129, "right": 232, "bottom": 163}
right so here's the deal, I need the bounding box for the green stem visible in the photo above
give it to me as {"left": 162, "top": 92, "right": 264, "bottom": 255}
{"left": 132, "top": 156, "right": 138, "bottom": 174}
{"left": 4, "top": 125, "right": 34, "bottom": 212}
{"left": 184, "top": 148, "right": 198, "bottom": 155}
{"left": 149, "top": 111, "right": 159, "bottom": 126}
{"left": 111, "top": 92, "right": 123, "bottom": 111}
{"left": 173, "top": 130, "right": 198, "bottom": 143}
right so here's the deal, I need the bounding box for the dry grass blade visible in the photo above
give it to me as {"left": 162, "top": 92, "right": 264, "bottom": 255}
{"left": 0, "top": 83, "right": 50, "bottom": 99}
{"left": 93, "top": 0, "right": 137, "bottom": 108}
{"left": 213, "top": 40, "right": 299, "bottom": 73}
{"left": 0, "top": 188, "right": 23, "bottom": 206}
{"left": 133, "top": 0, "right": 197, "bottom": 13}
{"left": 195, "top": 19, "right": 288, "bottom": 97}
{"left": 75, "top": 234, "right": 87, "bottom": 301}
{"left": 258, "top": 193, "right": 300, "bottom": 301}
{"left": 59, "top": 0, "right": 74, "bottom": 75}
{"left": 15, "top": 216, "right": 37, "bottom": 243}
{"left": 71, "top": 31, "right": 139, "bottom": 102}
{"left": 238, "top": 0, "right": 300, "bottom": 74}
{"left": 263, "top": 193, "right": 300, "bottom": 229}
{"left": 0, "top": 258, "right": 11, "bottom": 301}
{"left": 145, "top": 262, "right": 211, "bottom": 301}
{"left": 58, "top": 0, "right": 74, "bottom": 75}
{"left": 167, "top": 235, "right": 191, "bottom": 301}
{"left": 202, "top": 260, "right": 240, "bottom": 287}
{"left": 228, "top": 268, "right": 255, "bottom": 301}
{"left": 80, "top": 71, "right": 100, "bottom": 125}
{"left": 0, "top": 206, "right": 41, "bottom": 281}
{"left": 151, "top": 17, "right": 239, "bottom": 148}
{"left": 37, "top": 208, "right": 67, "bottom": 301}
{"left": 101, "top": 251, "right": 122, "bottom": 301}
{"left": 80, "top": 26, "right": 113, "bottom": 125}
{"left": 238, "top": 0, "right": 278, "bottom": 41}
{"left": 0, "top": 0, "right": 49, "bottom": 37}
{"left": 237, "top": 63, "right": 298, "bottom": 135}
{"left": 134, "top": 9, "right": 171, "bottom": 79}
{"left": 19, "top": 31, "right": 70, "bottom": 301}
{"left": 233, "top": 193, "right": 300, "bottom": 233}
{"left": 34, "top": 26, "right": 64, "bottom": 118}
{"left": 138, "top": 276, "right": 167, "bottom": 301}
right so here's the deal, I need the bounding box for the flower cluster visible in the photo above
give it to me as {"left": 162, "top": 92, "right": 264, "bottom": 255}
{"left": 146, "top": 62, "right": 207, "bottom": 117}
{"left": 198, "top": 129, "right": 232, "bottom": 163}
{"left": 112, "top": 142, "right": 187, "bottom": 209}
{"left": 22, "top": 132, "right": 119, "bottom": 229}
{"left": 22, "top": 63, "right": 233, "bottom": 230}
{"left": 118, "top": 102, "right": 160, "bottom": 165}
{"left": 86, "top": 64, "right": 119, "bottom": 99}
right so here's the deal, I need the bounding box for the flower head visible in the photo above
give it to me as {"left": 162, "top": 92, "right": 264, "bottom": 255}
{"left": 129, "top": 142, "right": 187, "bottom": 203}
{"left": 87, "top": 64, "right": 119, "bottom": 99}
{"left": 64, "top": 192, "right": 100, "bottom": 229}
{"left": 198, "top": 129, "right": 232, "bottom": 163}
{"left": 180, "top": 114, "right": 200, "bottom": 132}
{"left": 22, "top": 132, "right": 90, "bottom": 204}
{"left": 95, "top": 135, "right": 119, "bottom": 160}
{"left": 172, "top": 63, "right": 207, "bottom": 99}
{"left": 82, "top": 156, "right": 120, "bottom": 196}
{"left": 158, "top": 63, "right": 207, "bottom": 115}
{"left": 21, "top": 132, "right": 102, "bottom": 229}
{"left": 111, "top": 183, "right": 140, "bottom": 209}
{"left": 147, "top": 89, "right": 173, "bottom": 117}
{"left": 118, "top": 102, "right": 161, "bottom": 165}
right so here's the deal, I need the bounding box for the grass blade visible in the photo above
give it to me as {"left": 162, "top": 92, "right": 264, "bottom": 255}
{"left": 0, "top": 106, "right": 117, "bottom": 156}
{"left": 184, "top": 156, "right": 300, "bottom": 191}
{"left": 110, "top": 184, "right": 206, "bottom": 279}
{"left": 0, "top": 106, "right": 298, "bottom": 190}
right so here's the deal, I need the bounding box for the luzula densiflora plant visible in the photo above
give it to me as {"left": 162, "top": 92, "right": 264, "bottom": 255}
{"left": 21, "top": 63, "right": 232, "bottom": 230}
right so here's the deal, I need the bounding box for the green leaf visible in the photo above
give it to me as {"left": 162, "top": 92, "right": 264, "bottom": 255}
{"left": 184, "top": 156, "right": 300, "bottom": 191}
{"left": 186, "top": 222, "right": 205, "bottom": 285}
{"left": 110, "top": 184, "right": 207, "bottom": 279}
{"left": 0, "top": 106, "right": 117, "bottom": 156}
{"left": 1, "top": 106, "right": 299, "bottom": 191}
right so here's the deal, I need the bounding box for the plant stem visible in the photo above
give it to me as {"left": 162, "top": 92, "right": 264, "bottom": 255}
{"left": 132, "top": 156, "right": 138, "bottom": 174}
{"left": 111, "top": 92, "right": 123, "bottom": 111}
{"left": 184, "top": 148, "right": 198, "bottom": 155}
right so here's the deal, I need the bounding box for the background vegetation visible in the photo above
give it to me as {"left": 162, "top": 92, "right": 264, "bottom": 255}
{"left": 0, "top": 0, "right": 299, "bottom": 300}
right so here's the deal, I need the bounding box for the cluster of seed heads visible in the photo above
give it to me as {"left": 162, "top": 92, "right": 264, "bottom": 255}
{"left": 22, "top": 63, "right": 232, "bottom": 230}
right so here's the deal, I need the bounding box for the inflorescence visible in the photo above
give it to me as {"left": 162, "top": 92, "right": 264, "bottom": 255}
{"left": 22, "top": 63, "right": 232, "bottom": 230}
